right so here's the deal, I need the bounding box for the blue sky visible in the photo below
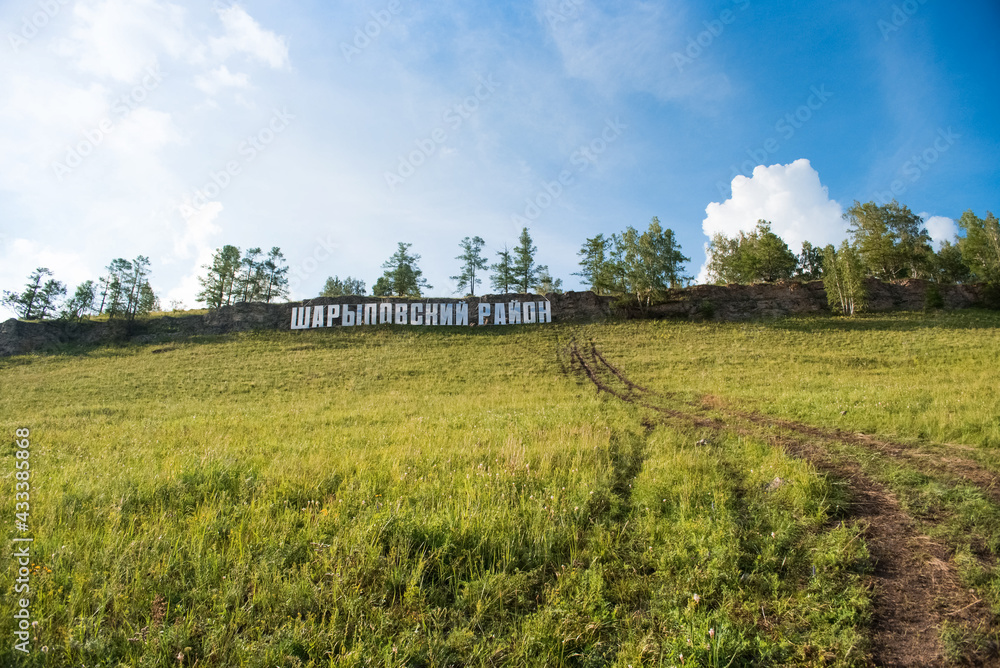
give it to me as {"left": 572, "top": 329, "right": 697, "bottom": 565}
{"left": 1, "top": 0, "right": 997, "bottom": 307}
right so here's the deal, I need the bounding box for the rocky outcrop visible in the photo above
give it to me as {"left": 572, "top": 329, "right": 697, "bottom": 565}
{"left": 0, "top": 282, "right": 992, "bottom": 357}
{"left": 639, "top": 279, "right": 987, "bottom": 321}
{"left": 641, "top": 281, "right": 829, "bottom": 320}
{"left": 863, "top": 279, "right": 984, "bottom": 311}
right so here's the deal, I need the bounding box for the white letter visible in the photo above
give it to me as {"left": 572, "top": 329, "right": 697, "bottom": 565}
{"left": 508, "top": 301, "right": 522, "bottom": 324}
{"left": 291, "top": 307, "right": 310, "bottom": 330}
{"left": 455, "top": 302, "right": 469, "bottom": 326}
{"left": 425, "top": 302, "right": 439, "bottom": 325}
{"left": 478, "top": 302, "right": 491, "bottom": 325}
{"left": 326, "top": 304, "right": 341, "bottom": 326}
{"left": 494, "top": 302, "right": 507, "bottom": 325}
{"left": 537, "top": 300, "right": 552, "bottom": 323}
{"left": 524, "top": 302, "right": 536, "bottom": 323}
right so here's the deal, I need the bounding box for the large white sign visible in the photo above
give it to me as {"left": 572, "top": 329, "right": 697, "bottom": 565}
{"left": 291, "top": 300, "right": 553, "bottom": 330}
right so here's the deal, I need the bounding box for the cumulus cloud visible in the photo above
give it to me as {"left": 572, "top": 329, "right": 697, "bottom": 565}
{"left": 210, "top": 4, "right": 289, "bottom": 69}
{"left": 921, "top": 214, "right": 959, "bottom": 248}
{"left": 697, "top": 159, "right": 846, "bottom": 283}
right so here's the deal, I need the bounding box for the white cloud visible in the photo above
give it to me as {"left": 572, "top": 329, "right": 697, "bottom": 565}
{"left": 194, "top": 64, "right": 251, "bottom": 94}
{"left": 165, "top": 201, "right": 224, "bottom": 306}
{"left": 54, "top": 0, "right": 191, "bottom": 82}
{"left": 0, "top": 75, "right": 109, "bottom": 184}
{"left": 921, "top": 214, "right": 959, "bottom": 248}
{"left": 539, "top": 0, "right": 730, "bottom": 102}
{"left": 697, "top": 159, "right": 846, "bottom": 283}
{"left": 210, "top": 4, "right": 289, "bottom": 69}
{"left": 105, "top": 107, "right": 180, "bottom": 156}
{"left": 175, "top": 200, "right": 223, "bottom": 258}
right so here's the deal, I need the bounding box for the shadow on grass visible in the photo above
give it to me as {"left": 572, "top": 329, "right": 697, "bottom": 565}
{"left": 755, "top": 309, "right": 1000, "bottom": 334}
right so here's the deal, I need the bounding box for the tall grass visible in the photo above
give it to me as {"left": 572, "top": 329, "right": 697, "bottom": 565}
{"left": 1, "top": 312, "right": 997, "bottom": 666}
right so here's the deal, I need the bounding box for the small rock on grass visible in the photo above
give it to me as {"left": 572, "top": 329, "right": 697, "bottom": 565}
{"left": 765, "top": 476, "right": 785, "bottom": 492}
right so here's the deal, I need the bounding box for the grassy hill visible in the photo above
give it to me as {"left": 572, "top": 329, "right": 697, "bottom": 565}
{"left": 3, "top": 312, "right": 1000, "bottom": 666}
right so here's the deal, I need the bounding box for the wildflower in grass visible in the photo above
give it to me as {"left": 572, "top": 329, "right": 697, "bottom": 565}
{"left": 693, "top": 593, "right": 700, "bottom": 604}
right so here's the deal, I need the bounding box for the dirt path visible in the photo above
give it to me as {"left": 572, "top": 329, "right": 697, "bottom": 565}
{"left": 566, "top": 341, "right": 996, "bottom": 666}
{"left": 697, "top": 394, "right": 1000, "bottom": 508}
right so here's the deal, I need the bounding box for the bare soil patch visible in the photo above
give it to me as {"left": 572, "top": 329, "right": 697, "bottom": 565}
{"left": 566, "top": 341, "right": 997, "bottom": 666}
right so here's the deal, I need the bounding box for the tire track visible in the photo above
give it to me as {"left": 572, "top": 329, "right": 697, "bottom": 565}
{"left": 566, "top": 341, "right": 997, "bottom": 666}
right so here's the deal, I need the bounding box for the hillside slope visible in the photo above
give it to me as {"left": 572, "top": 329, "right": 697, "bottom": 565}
{"left": 2, "top": 313, "right": 999, "bottom": 666}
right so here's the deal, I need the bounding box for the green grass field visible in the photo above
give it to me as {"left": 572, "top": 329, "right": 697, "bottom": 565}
{"left": 3, "top": 311, "right": 1000, "bottom": 667}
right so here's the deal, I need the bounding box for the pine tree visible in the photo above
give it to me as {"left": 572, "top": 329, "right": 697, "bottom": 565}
{"left": 321, "top": 276, "right": 366, "bottom": 296}
{"left": 450, "top": 236, "right": 488, "bottom": 296}
{"left": 123, "top": 256, "right": 151, "bottom": 323}
{"left": 61, "top": 281, "right": 97, "bottom": 320}
{"left": 2, "top": 267, "right": 54, "bottom": 319}
{"left": 236, "top": 247, "right": 264, "bottom": 303}
{"left": 104, "top": 259, "right": 133, "bottom": 318}
{"left": 261, "top": 247, "right": 289, "bottom": 303}
{"left": 377, "top": 243, "right": 431, "bottom": 297}
{"left": 512, "top": 227, "right": 541, "bottom": 293}
{"left": 197, "top": 246, "right": 242, "bottom": 308}
{"left": 490, "top": 246, "right": 516, "bottom": 293}
{"left": 574, "top": 234, "right": 614, "bottom": 294}
{"left": 34, "top": 279, "right": 66, "bottom": 319}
